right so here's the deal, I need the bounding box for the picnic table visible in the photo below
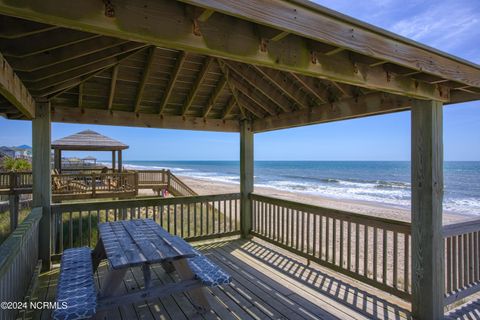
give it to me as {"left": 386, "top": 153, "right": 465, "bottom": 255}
{"left": 53, "top": 219, "right": 231, "bottom": 319}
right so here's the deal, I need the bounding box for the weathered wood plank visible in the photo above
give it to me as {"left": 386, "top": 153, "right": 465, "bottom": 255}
{"left": 51, "top": 105, "right": 240, "bottom": 132}
{"left": 240, "top": 120, "right": 254, "bottom": 237}
{"left": 0, "top": 51, "right": 35, "bottom": 118}
{"left": 411, "top": 100, "right": 444, "bottom": 319}
{"left": 252, "top": 92, "right": 413, "bottom": 133}
{"left": 32, "top": 100, "right": 51, "bottom": 270}
{"left": 0, "top": 0, "right": 454, "bottom": 101}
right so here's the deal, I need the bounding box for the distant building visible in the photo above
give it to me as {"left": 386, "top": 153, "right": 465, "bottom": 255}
{"left": 12, "top": 145, "right": 32, "bottom": 158}
{"left": 0, "top": 146, "right": 15, "bottom": 158}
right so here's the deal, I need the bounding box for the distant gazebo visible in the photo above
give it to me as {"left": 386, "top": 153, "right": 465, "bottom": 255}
{"left": 51, "top": 130, "right": 128, "bottom": 172}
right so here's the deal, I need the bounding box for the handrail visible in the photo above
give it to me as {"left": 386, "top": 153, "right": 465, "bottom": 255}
{"left": 250, "top": 193, "right": 412, "bottom": 301}
{"left": 50, "top": 193, "right": 241, "bottom": 255}
{"left": 0, "top": 207, "right": 42, "bottom": 320}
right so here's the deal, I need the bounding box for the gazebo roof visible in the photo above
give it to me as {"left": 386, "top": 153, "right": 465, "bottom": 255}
{"left": 51, "top": 130, "right": 128, "bottom": 151}
{"left": 0, "top": 0, "right": 479, "bottom": 133}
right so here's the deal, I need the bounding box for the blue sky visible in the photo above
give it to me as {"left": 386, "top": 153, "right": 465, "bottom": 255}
{"left": 0, "top": 0, "right": 479, "bottom": 161}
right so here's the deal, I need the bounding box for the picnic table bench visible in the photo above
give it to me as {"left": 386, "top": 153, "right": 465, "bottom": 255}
{"left": 52, "top": 219, "right": 231, "bottom": 320}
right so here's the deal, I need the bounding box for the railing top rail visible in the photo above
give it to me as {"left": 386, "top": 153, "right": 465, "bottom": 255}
{"left": 0, "top": 207, "right": 42, "bottom": 276}
{"left": 443, "top": 217, "right": 480, "bottom": 237}
{"left": 51, "top": 193, "right": 240, "bottom": 213}
{"left": 250, "top": 193, "right": 411, "bottom": 232}
{"left": 52, "top": 172, "right": 135, "bottom": 177}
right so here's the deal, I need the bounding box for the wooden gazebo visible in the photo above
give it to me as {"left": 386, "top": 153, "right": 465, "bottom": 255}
{"left": 0, "top": 1, "right": 480, "bottom": 319}
{"left": 51, "top": 129, "right": 128, "bottom": 172}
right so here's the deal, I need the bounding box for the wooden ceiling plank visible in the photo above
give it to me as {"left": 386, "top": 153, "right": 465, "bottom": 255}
{"left": 271, "top": 31, "right": 290, "bottom": 42}
{"left": 217, "top": 60, "right": 245, "bottom": 119}
{"left": 134, "top": 46, "right": 156, "bottom": 113}
{"left": 0, "top": 30, "right": 99, "bottom": 58}
{"left": 181, "top": 56, "right": 213, "bottom": 116}
{"left": 288, "top": 72, "right": 327, "bottom": 104}
{"left": 107, "top": 65, "right": 119, "bottom": 110}
{"left": 226, "top": 72, "right": 277, "bottom": 116}
{"left": 45, "top": 47, "right": 147, "bottom": 98}
{"left": 222, "top": 96, "right": 236, "bottom": 119}
{"left": 0, "top": 52, "right": 35, "bottom": 118}
{"left": 254, "top": 66, "right": 312, "bottom": 109}
{"left": 28, "top": 43, "right": 148, "bottom": 92}
{"left": 203, "top": 75, "right": 227, "bottom": 118}
{"left": 19, "top": 41, "right": 141, "bottom": 82}
{"left": 253, "top": 92, "right": 413, "bottom": 132}
{"left": 222, "top": 60, "right": 293, "bottom": 112}
{"left": 0, "top": 0, "right": 453, "bottom": 101}
{"left": 159, "top": 51, "right": 186, "bottom": 115}
{"left": 236, "top": 92, "right": 266, "bottom": 119}
{"left": 51, "top": 105, "right": 240, "bottom": 132}
{"left": 8, "top": 36, "right": 127, "bottom": 72}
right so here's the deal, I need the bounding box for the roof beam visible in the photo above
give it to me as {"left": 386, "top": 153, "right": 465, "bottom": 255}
{"left": 48, "top": 47, "right": 146, "bottom": 98}
{"left": 182, "top": 56, "right": 213, "bottom": 116}
{"left": 226, "top": 72, "right": 278, "bottom": 116}
{"left": 18, "top": 41, "right": 140, "bottom": 82}
{"left": 253, "top": 92, "right": 413, "bottom": 132}
{"left": 236, "top": 92, "right": 266, "bottom": 119}
{"left": 33, "top": 45, "right": 148, "bottom": 97}
{"left": 253, "top": 66, "right": 314, "bottom": 109}
{"left": 78, "top": 83, "right": 83, "bottom": 107}
{"left": 0, "top": 0, "right": 451, "bottom": 101}
{"left": 222, "top": 96, "right": 236, "bottom": 119}
{"left": 134, "top": 46, "right": 156, "bottom": 113}
{"left": 0, "top": 52, "right": 35, "bottom": 118}
{"left": 222, "top": 60, "right": 293, "bottom": 113}
{"left": 159, "top": 51, "right": 186, "bottom": 115}
{"left": 288, "top": 72, "right": 328, "bottom": 104}
{"left": 51, "top": 106, "right": 240, "bottom": 132}
{"left": 107, "top": 65, "right": 119, "bottom": 110}
{"left": 178, "top": 0, "right": 479, "bottom": 90}
{"left": 7, "top": 36, "right": 127, "bottom": 72}
{"left": 203, "top": 75, "right": 227, "bottom": 118}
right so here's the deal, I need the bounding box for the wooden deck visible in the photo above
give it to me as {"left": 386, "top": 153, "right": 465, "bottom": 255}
{"left": 23, "top": 238, "right": 417, "bottom": 320}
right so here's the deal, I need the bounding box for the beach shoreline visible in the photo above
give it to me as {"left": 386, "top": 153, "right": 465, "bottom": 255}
{"left": 139, "top": 174, "right": 469, "bottom": 224}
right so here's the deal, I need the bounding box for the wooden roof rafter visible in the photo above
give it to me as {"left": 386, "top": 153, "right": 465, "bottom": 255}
{"left": 181, "top": 56, "right": 213, "bottom": 116}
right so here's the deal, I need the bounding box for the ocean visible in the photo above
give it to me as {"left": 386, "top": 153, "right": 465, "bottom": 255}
{"left": 112, "top": 160, "right": 480, "bottom": 216}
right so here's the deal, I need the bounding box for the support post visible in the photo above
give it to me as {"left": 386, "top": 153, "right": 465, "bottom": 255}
{"left": 118, "top": 150, "right": 122, "bottom": 172}
{"left": 53, "top": 149, "right": 61, "bottom": 173}
{"left": 240, "top": 120, "right": 254, "bottom": 238}
{"left": 9, "top": 193, "right": 19, "bottom": 232}
{"left": 32, "top": 100, "right": 52, "bottom": 271}
{"left": 112, "top": 150, "right": 116, "bottom": 172}
{"left": 411, "top": 100, "right": 444, "bottom": 319}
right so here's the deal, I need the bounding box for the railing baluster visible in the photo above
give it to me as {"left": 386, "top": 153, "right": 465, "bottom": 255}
{"left": 356, "top": 223, "right": 360, "bottom": 274}
{"left": 339, "top": 220, "right": 344, "bottom": 268}
{"left": 453, "top": 235, "right": 458, "bottom": 292}
{"left": 382, "top": 229, "right": 387, "bottom": 285}
{"left": 364, "top": 225, "right": 368, "bottom": 277}
{"left": 393, "top": 231, "right": 398, "bottom": 289}
{"left": 347, "top": 221, "right": 351, "bottom": 270}
{"left": 332, "top": 218, "right": 336, "bottom": 265}
{"left": 404, "top": 234, "right": 409, "bottom": 292}
{"left": 373, "top": 227, "right": 377, "bottom": 281}
{"left": 326, "top": 217, "right": 330, "bottom": 262}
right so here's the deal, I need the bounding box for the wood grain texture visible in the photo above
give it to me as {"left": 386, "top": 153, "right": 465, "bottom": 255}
{"left": 411, "top": 100, "right": 444, "bottom": 319}
{"left": 32, "top": 100, "right": 51, "bottom": 270}
{"left": 0, "top": 0, "right": 452, "bottom": 102}
{"left": 240, "top": 120, "right": 254, "bottom": 238}
{"left": 252, "top": 92, "right": 413, "bottom": 132}
{"left": 51, "top": 105, "right": 240, "bottom": 132}
{"left": 0, "top": 51, "right": 35, "bottom": 118}
{"left": 178, "top": 0, "right": 480, "bottom": 89}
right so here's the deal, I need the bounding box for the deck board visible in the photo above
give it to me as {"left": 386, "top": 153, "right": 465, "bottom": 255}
{"left": 21, "top": 238, "right": 416, "bottom": 320}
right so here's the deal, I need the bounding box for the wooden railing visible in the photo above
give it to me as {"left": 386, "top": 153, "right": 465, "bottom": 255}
{"left": 444, "top": 218, "right": 480, "bottom": 305}
{"left": 0, "top": 207, "right": 42, "bottom": 320}
{"left": 51, "top": 172, "right": 138, "bottom": 201}
{"left": 250, "top": 193, "right": 480, "bottom": 305}
{"left": 250, "top": 193, "right": 412, "bottom": 300}
{"left": 0, "top": 171, "right": 33, "bottom": 193}
{"left": 50, "top": 193, "right": 240, "bottom": 256}
{"left": 168, "top": 172, "right": 197, "bottom": 196}
{"left": 136, "top": 169, "right": 168, "bottom": 187}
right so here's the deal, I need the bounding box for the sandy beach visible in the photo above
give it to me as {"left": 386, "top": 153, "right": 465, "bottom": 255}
{"left": 140, "top": 175, "right": 469, "bottom": 224}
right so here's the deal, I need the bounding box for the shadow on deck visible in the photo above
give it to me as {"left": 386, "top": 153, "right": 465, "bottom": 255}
{"left": 23, "top": 239, "right": 418, "bottom": 320}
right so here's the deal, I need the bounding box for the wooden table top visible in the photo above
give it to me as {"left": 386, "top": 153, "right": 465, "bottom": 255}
{"left": 98, "top": 219, "right": 198, "bottom": 270}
